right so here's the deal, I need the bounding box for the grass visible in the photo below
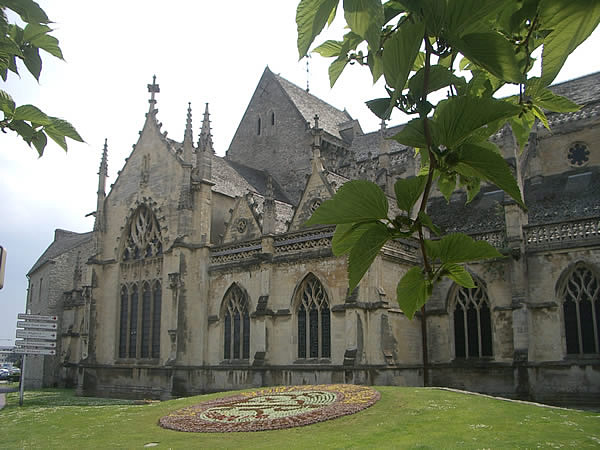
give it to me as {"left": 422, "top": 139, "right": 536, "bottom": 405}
{"left": 1, "top": 387, "right": 599, "bottom": 448}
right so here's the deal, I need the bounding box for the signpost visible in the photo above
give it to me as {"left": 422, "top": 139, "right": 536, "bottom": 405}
{"left": 14, "top": 313, "right": 59, "bottom": 406}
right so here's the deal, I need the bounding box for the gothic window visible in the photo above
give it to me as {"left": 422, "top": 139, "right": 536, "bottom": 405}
{"left": 451, "top": 281, "right": 493, "bottom": 359}
{"left": 223, "top": 284, "right": 250, "bottom": 360}
{"left": 296, "top": 274, "right": 331, "bottom": 359}
{"left": 122, "top": 205, "right": 163, "bottom": 261}
{"left": 561, "top": 264, "right": 599, "bottom": 355}
{"left": 118, "top": 281, "right": 162, "bottom": 359}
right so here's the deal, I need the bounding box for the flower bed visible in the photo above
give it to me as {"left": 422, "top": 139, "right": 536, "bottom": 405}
{"left": 159, "top": 384, "right": 380, "bottom": 432}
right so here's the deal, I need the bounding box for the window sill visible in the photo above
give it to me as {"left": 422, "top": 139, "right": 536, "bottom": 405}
{"left": 293, "top": 358, "right": 332, "bottom": 364}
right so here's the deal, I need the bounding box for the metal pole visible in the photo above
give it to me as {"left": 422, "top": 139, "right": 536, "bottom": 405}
{"left": 19, "top": 354, "right": 26, "bottom": 406}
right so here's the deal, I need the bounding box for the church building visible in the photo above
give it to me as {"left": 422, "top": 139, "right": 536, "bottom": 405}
{"left": 25, "top": 68, "right": 600, "bottom": 406}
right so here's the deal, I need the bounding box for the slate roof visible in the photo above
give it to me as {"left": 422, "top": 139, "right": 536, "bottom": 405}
{"left": 548, "top": 72, "right": 600, "bottom": 105}
{"left": 212, "top": 156, "right": 290, "bottom": 203}
{"left": 350, "top": 125, "right": 409, "bottom": 161}
{"left": 274, "top": 72, "right": 352, "bottom": 141}
{"left": 28, "top": 230, "right": 93, "bottom": 276}
{"left": 247, "top": 193, "right": 294, "bottom": 234}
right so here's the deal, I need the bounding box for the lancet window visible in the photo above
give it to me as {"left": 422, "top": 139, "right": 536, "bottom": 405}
{"left": 223, "top": 284, "right": 250, "bottom": 360}
{"left": 451, "top": 281, "right": 493, "bottom": 359}
{"left": 561, "top": 264, "right": 600, "bottom": 355}
{"left": 122, "top": 205, "right": 163, "bottom": 261}
{"left": 118, "top": 281, "right": 162, "bottom": 359}
{"left": 296, "top": 274, "right": 331, "bottom": 359}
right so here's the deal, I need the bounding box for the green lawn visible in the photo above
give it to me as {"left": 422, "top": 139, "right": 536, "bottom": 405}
{"left": 1, "top": 387, "right": 599, "bottom": 448}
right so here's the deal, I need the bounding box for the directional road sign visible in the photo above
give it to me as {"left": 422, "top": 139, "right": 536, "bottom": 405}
{"left": 17, "top": 313, "right": 58, "bottom": 322}
{"left": 16, "top": 329, "right": 57, "bottom": 340}
{"left": 17, "top": 320, "right": 58, "bottom": 330}
{"left": 13, "top": 347, "right": 56, "bottom": 356}
{"left": 15, "top": 339, "right": 56, "bottom": 349}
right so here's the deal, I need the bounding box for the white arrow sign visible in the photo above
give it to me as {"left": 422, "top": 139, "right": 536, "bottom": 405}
{"left": 16, "top": 329, "right": 57, "bottom": 340}
{"left": 17, "top": 313, "right": 58, "bottom": 322}
{"left": 13, "top": 347, "right": 56, "bottom": 356}
{"left": 15, "top": 340, "right": 56, "bottom": 349}
{"left": 17, "top": 321, "right": 58, "bottom": 330}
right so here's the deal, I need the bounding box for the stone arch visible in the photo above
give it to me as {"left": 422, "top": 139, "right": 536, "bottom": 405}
{"left": 292, "top": 273, "right": 331, "bottom": 359}
{"left": 447, "top": 273, "right": 493, "bottom": 359}
{"left": 556, "top": 261, "right": 600, "bottom": 355}
{"left": 221, "top": 283, "right": 251, "bottom": 360}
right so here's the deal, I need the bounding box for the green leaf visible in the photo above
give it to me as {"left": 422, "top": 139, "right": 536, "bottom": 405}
{"left": 433, "top": 96, "right": 521, "bottom": 148}
{"left": 408, "top": 64, "right": 458, "bottom": 99}
{"left": 382, "top": 20, "right": 424, "bottom": 91}
{"left": 441, "top": 263, "right": 475, "bottom": 288}
{"left": 30, "top": 33, "right": 63, "bottom": 59}
{"left": 391, "top": 118, "right": 428, "bottom": 148}
{"left": 394, "top": 175, "right": 427, "bottom": 213}
{"left": 454, "top": 143, "right": 524, "bottom": 208}
{"left": 426, "top": 233, "right": 502, "bottom": 264}
{"left": 46, "top": 117, "right": 84, "bottom": 142}
{"left": 365, "top": 97, "right": 393, "bottom": 120}
{"left": 348, "top": 221, "right": 391, "bottom": 291}
{"left": 313, "top": 40, "right": 343, "bottom": 57}
{"left": 332, "top": 222, "right": 371, "bottom": 256}
{"left": 2, "top": 0, "right": 49, "bottom": 24}
{"left": 296, "top": 0, "right": 339, "bottom": 58}
{"left": 0, "top": 89, "right": 15, "bottom": 116}
{"left": 23, "top": 23, "right": 52, "bottom": 42}
{"left": 13, "top": 104, "right": 51, "bottom": 125}
{"left": 343, "top": 0, "right": 384, "bottom": 50}
{"left": 304, "top": 179, "right": 389, "bottom": 226}
{"left": 417, "top": 211, "right": 441, "bottom": 236}
{"left": 43, "top": 126, "right": 67, "bottom": 151}
{"left": 508, "top": 110, "right": 535, "bottom": 152}
{"left": 526, "top": 77, "right": 581, "bottom": 113}
{"left": 539, "top": 0, "right": 600, "bottom": 84}
{"left": 457, "top": 32, "right": 525, "bottom": 84}
{"left": 532, "top": 104, "right": 550, "bottom": 130}
{"left": 367, "top": 51, "right": 383, "bottom": 83}
{"left": 396, "top": 267, "right": 429, "bottom": 319}
{"left": 23, "top": 45, "right": 41, "bottom": 80}
{"left": 30, "top": 130, "right": 47, "bottom": 156}
{"left": 437, "top": 171, "right": 456, "bottom": 202}
{"left": 8, "top": 119, "right": 34, "bottom": 141}
{"left": 328, "top": 56, "right": 349, "bottom": 87}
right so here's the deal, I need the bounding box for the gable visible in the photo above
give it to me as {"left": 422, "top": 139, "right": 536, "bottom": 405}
{"left": 222, "top": 195, "right": 263, "bottom": 244}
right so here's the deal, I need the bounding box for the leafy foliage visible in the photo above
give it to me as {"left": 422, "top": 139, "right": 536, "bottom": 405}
{"left": 297, "top": 0, "right": 599, "bottom": 318}
{"left": 0, "top": 0, "right": 83, "bottom": 155}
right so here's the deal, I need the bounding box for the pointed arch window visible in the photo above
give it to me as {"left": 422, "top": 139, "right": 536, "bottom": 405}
{"left": 296, "top": 274, "right": 331, "bottom": 359}
{"left": 122, "top": 205, "right": 163, "bottom": 261}
{"left": 223, "top": 284, "right": 250, "bottom": 360}
{"left": 451, "top": 281, "right": 493, "bottom": 359}
{"left": 118, "top": 281, "right": 162, "bottom": 359}
{"left": 561, "top": 264, "right": 599, "bottom": 355}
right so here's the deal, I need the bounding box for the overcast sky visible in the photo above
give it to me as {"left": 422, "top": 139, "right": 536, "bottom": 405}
{"left": 1, "top": 1, "right": 599, "bottom": 343}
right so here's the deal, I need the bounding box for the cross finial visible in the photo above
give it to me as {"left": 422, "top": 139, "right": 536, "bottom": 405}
{"left": 147, "top": 75, "right": 160, "bottom": 110}
{"left": 313, "top": 114, "right": 319, "bottom": 130}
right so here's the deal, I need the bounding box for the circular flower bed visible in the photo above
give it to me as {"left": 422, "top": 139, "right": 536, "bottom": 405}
{"left": 159, "top": 384, "right": 380, "bottom": 432}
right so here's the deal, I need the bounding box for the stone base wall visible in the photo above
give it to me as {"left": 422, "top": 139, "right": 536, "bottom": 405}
{"left": 77, "top": 360, "right": 599, "bottom": 408}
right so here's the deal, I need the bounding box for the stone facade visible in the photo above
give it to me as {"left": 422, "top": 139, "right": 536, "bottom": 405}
{"left": 26, "top": 68, "right": 600, "bottom": 406}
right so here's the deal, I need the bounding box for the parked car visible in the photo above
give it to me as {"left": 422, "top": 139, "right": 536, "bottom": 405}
{"left": 0, "top": 368, "right": 9, "bottom": 380}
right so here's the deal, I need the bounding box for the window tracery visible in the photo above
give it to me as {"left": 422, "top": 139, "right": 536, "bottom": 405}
{"left": 223, "top": 284, "right": 250, "bottom": 360}
{"left": 296, "top": 274, "right": 330, "bottom": 359}
{"left": 561, "top": 264, "right": 599, "bottom": 355}
{"left": 122, "top": 205, "right": 163, "bottom": 261}
{"left": 451, "top": 281, "right": 493, "bottom": 359}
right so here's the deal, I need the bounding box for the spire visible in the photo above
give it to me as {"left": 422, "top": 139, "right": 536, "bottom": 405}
{"left": 311, "top": 114, "right": 324, "bottom": 173}
{"left": 147, "top": 75, "right": 160, "bottom": 112}
{"left": 262, "top": 174, "right": 276, "bottom": 235}
{"left": 198, "top": 102, "right": 214, "bottom": 153}
{"left": 183, "top": 102, "right": 194, "bottom": 164}
{"left": 94, "top": 139, "right": 109, "bottom": 232}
